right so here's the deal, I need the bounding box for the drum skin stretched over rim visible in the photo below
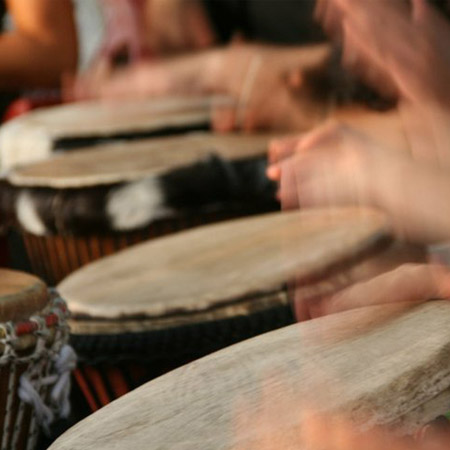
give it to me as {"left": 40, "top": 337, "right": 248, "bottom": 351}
{"left": 0, "top": 96, "right": 229, "bottom": 169}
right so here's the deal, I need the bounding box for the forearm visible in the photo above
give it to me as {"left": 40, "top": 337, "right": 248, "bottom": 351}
{"left": 0, "top": 0, "right": 78, "bottom": 90}
{"left": 0, "top": 32, "right": 77, "bottom": 89}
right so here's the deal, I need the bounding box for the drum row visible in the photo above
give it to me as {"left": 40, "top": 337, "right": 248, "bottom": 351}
{"left": 0, "top": 98, "right": 449, "bottom": 449}
{"left": 2, "top": 207, "right": 450, "bottom": 449}
{"left": 0, "top": 97, "right": 282, "bottom": 286}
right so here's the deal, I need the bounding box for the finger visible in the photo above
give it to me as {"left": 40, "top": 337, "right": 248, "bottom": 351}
{"left": 211, "top": 104, "right": 237, "bottom": 133}
{"left": 241, "top": 109, "right": 258, "bottom": 132}
{"left": 411, "top": 0, "right": 428, "bottom": 23}
{"left": 293, "top": 285, "right": 313, "bottom": 322}
{"left": 187, "top": 1, "right": 216, "bottom": 49}
{"left": 279, "top": 157, "right": 302, "bottom": 210}
{"left": 314, "top": 0, "right": 328, "bottom": 24}
{"left": 268, "top": 135, "right": 302, "bottom": 165}
{"left": 266, "top": 164, "right": 281, "bottom": 181}
{"left": 297, "top": 121, "right": 347, "bottom": 151}
{"left": 293, "top": 242, "right": 427, "bottom": 320}
{"left": 316, "top": 0, "right": 344, "bottom": 38}
{"left": 322, "top": 263, "right": 450, "bottom": 316}
{"left": 285, "top": 67, "right": 304, "bottom": 90}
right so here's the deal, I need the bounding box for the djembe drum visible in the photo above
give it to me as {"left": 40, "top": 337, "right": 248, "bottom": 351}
{"left": 56, "top": 207, "right": 402, "bottom": 413}
{"left": 0, "top": 96, "right": 227, "bottom": 169}
{"left": 0, "top": 133, "right": 277, "bottom": 284}
{"left": 0, "top": 269, "right": 73, "bottom": 450}
{"left": 49, "top": 300, "right": 450, "bottom": 450}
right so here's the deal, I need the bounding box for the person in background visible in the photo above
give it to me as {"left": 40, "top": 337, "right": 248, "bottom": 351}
{"left": 71, "top": 0, "right": 382, "bottom": 134}
{"left": 142, "top": 0, "right": 324, "bottom": 54}
{"left": 0, "top": 0, "right": 77, "bottom": 116}
{"left": 69, "top": 0, "right": 406, "bottom": 137}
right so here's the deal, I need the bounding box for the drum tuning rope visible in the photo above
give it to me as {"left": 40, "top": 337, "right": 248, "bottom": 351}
{"left": 18, "top": 344, "right": 77, "bottom": 433}
{"left": 0, "top": 291, "right": 75, "bottom": 448}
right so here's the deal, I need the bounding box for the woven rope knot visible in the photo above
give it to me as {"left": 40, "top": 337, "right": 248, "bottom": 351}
{"left": 50, "top": 345, "right": 77, "bottom": 419}
{"left": 18, "top": 344, "right": 77, "bottom": 434}
{"left": 0, "top": 323, "right": 19, "bottom": 362}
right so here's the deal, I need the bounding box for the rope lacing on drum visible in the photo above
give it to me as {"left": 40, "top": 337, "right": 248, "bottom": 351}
{"left": 0, "top": 322, "right": 19, "bottom": 363}
{"left": 0, "top": 291, "right": 75, "bottom": 435}
{"left": 18, "top": 344, "right": 77, "bottom": 433}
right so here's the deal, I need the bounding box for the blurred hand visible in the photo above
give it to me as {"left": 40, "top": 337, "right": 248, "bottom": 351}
{"left": 68, "top": 42, "right": 333, "bottom": 133}
{"left": 209, "top": 43, "right": 331, "bottom": 132}
{"left": 269, "top": 123, "right": 450, "bottom": 243}
{"left": 272, "top": 123, "right": 388, "bottom": 210}
{"left": 66, "top": 48, "right": 222, "bottom": 101}
{"left": 315, "top": 0, "right": 450, "bottom": 162}
{"left": 316, "top": 0, "right": 450, "bottom": 106}
{"left": 300, "top": 411, "right": 450, "bottom": 450}
{"left": 294, "top": 262, "right": 450, "bottom": 321}
{"left": 268, "top": 107, "right": 409, "bottom": 169}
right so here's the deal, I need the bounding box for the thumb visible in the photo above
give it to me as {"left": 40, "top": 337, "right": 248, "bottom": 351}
{"left": 411, "top": 0, "right": 429, "bottom": 23}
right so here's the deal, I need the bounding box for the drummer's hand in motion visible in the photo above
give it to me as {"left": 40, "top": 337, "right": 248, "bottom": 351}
{"left": 67, "top": 44, "right": 228, "bottom": 101}
{"left": 271, "top": 122, "right": 386, "bottom": 209}
{"left": 294, "top": 263, "right": 450, "bottom": 321}
{"left": 270, "top": 123, "right": 450, "bottom": 244}
{"left": 315, "top": 0, "right": 450, "bottom": 106}
{"left": 267, "top": 107, "right": 411, "bottom": 172}
{"left": 210, "top": 43, "right": 331, "bottom": 133}
{"left": 69, "top": 42, "right": 334, "bottom": 133}
{"left": 300, "top": 410, "right": 450, "bottom": 450}
{"left": 315, "top": 0, "right": 450, "bottom": 162}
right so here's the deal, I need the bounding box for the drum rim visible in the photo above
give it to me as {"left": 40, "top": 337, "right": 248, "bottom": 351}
{"left": 5, "top": 133, "right": 273, "bottom": 189}
{"left": 68, "top": 288, "right": 288, "bottom": 336}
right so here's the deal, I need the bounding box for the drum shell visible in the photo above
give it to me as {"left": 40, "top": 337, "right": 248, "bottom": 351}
{"left": 19, "top": 208, "right": 270, "bottom": 286}
{"left": 70, "top": 291, "right": 294, "bottom": 414}
{"left": 0, "top": 358, "right": 54, "bottom": 450}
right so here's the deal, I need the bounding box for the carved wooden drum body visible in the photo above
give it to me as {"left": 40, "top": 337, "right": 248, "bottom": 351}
{"left": 0, "top": 269, "right": 72, "bottom": 450}
{"left": 1, "top": 132, "right": 277, "bottom": 284}
{"left": 56, "top": 208, "right": 392, "bottom": 413}
{"left": 50, "top": 300, "right": 450, "bottom": 450}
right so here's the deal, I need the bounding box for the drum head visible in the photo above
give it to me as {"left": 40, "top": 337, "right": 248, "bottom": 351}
{"left": 58, "top": 208, "right": 391, "bottom": 320}
{"left": 0, "top": 269, "right": 48, "bottom": 321}
{"left": 0, "top": 96, "right": 226, "bottom": 169}
{"left": 49, "top": 301, "right": 450, "bottom": 449}
{"left": 7, "top": 133, "right": 274, "bottom": 188}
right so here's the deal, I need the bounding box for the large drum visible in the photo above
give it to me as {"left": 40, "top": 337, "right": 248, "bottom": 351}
{"left": 0, "top": 96, "right": 226, "bottom": 169}
{"left": 56, "top": 207, "right": 396, "bottom": 413}
{"left": 0, "top": 269, "right": 73, "bottom": 450}
{"left": 49, "top": 300, "right": 450, "bottom": 450}
{"left": 0, "top": 132, "right": 277, "bottom": 284}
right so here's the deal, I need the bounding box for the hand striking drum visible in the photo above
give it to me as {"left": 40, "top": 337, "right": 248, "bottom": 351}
{"left": 55, "top": 207, "right": 401, "bottom": 413}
